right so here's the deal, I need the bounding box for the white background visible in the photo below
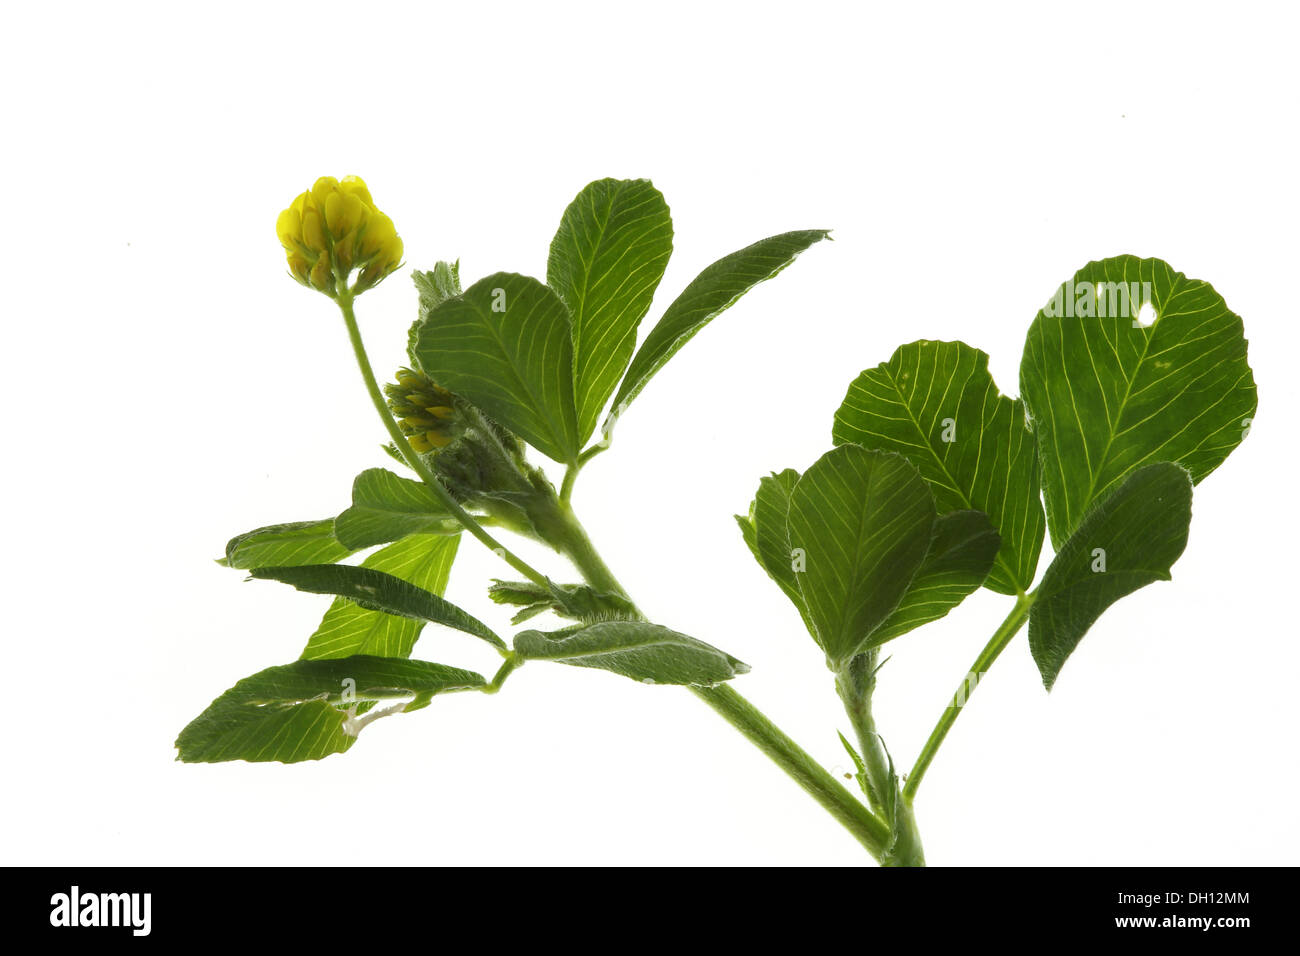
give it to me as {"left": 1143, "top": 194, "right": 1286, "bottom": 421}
{"left": 3, "top": 1, "right": 1296, "bottom": 866}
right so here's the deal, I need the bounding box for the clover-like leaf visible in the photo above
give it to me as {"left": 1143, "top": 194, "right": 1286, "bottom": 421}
{"left": 1028, "top": 462, "right": 1193, "bottom": 690}
{"left": 412, "top": 272, "right": 581, "bottom": 464}
{"left": 548, "top": 178, "right": 673, "bottom": 444}
{"left": 608, "top": 229, "right": 830, "bottom": 432}
{"left": 514, "top": 621, "right": 748, "bottom": 686}
{"left": 222, "top": 520, "right": 353, "bottom": 570}
{"left": 786, "top": 446, "right": 936, "bottom": 669}
{"left": 833, "top": 340, "right": 1044, "bottom": 595}
{"left": 1021, "top": 255, "right": 1256, "bottom": 547}
{"left": 735, "top": 468, "right": 814, "bottom": 632}
{"left": 175, "top": 656, "right": 485, "bottom": 763}
{"left": 869, "top": 509, "right": 1000, "bottom": 647}
{"left": 300, "top": 533, "right": 460, "bottom": 660}
{"left": 334, "top": 468, "right": 459, "bottom": 550}
{"left": 742, "top": 468, "right": 997, "bottom": 650}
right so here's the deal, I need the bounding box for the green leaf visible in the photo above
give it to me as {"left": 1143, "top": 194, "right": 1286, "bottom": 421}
{"left": 411, "top": 272, "right": 581, "bottom": 464}
{"left": 1021, "top": 255, "right": 1256, "bottom": 548}
{"left": 833, "top": 340, "right": 1044, "bottom": 595}
{"left": 334, "top": 468, "right": 458, "bottom": 550}
{"left": 514, "top": 621, "right": 749, "bottom": 686}
{"left": 487, "top": 579, "right": 637, "bottom": 624}
{"left": 413, "top": 261, "right": 462, "bottom": 317}
{"left": 736, "top": 469, "right": 815, "bottom": 633}
{"left": 608, "top": 230, "right": 830, "bottom": 429}
{"left": 175, "top": 656, "right": 485, "bottom": 763}
{"left": 870, "top": 509, "right": 1000, "bottom": 646}
{"left": 300, "top": 533, "right": 460, "bottom": 660}
{"left": 1028, "top": 462, "right": 1193, "bottom": 690}
{"left": 251, "top": 563, "right": 504, "bottom": 651}
{"left": 547, "top": 179, "right": 674, "bottom": 443}
{"left": 409, "top": 261, "right": 462, "bottom": 363}
{"left": 786, "top": 446, "right": 936, "bottom": 668}
{"left": 223, "top": 520, "right": 353, "bottom": 570}
{"left": 742, "top": 465, "right": 997, "bottom": 650}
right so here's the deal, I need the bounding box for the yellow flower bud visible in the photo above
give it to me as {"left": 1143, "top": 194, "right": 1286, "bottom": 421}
{"left": 300, "top": 206, "right": 327, "bottom": 252}
{"left": 384, "top": 368, "right": 463, "bottom": 452}
{"left": 275, "top": 174, "right": 402, "bottom": 297}
{"left": 276, "top": 207, "right": 301, "bottom": 249}
{"left": 340, "top": 175, "right": 372, "bottom": 205}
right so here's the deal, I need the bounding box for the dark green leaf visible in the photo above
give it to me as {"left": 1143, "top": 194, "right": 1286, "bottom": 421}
{"left": 870, "top": 510, "right": 1000, "bottom": 646}
{"left": 253, "top": 563, "right": 504, "bottom": 651}
{"left": 736, "top": 469, "right": 815, "bottom": 633}
{"left": 1021, "top": 255, "right": 1256, "bottom": 547}
{"left": 175, "top": 656, "right": 485, "bottom": 763}
{"left": 833, "top": 340, "right": 1044, "bottom": 594}
{"left": 514, "top": 621, "right": 749, "bottom": 686}
{"left": 608, "top": 230, "right": 830, "bottom": 430}
{"left": 786, "top": 446, "right": 935, "bottom": 668}
{"left": 547, "top": 179, "right": 674, "bottom": 443}
{"left": 300, "top": 533, "right": 460, "bottom": 660}
{"left": 412, "top": 272, "right": 581, "bottom": 464}
{"left": 223, "top": 520, "right": 352, "bottom": 570}
{"left": 1029, "top": 462, "right": 1193, "bottom": 690}
{"left": 334, "top": 468, "right": 458, "bottom": 550}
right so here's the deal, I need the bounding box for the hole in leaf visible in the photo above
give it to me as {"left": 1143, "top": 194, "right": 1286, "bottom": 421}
{"left": 1133, "top": 301, "right": 1157, "bottom": 328}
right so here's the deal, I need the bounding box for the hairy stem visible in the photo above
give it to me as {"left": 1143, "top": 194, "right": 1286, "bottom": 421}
{"left": 903, "top": 590, "right": 1036, "bottom": 802}
{"left": 836, "top": 651, "right": 925, "bottom": 866}
{"left": 336, "top": 292, "right": 554, "bottom": 591}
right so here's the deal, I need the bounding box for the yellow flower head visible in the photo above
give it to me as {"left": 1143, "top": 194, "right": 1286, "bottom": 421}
{"left": 275, "top": 175, "right": 404, "bottom": 296}
{"left": 384, "top": 367, "right": 462, "bottom": 454}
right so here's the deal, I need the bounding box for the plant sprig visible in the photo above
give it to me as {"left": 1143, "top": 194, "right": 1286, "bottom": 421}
{"left": 180, "top": 177, "right": 1256, "bottom": 866}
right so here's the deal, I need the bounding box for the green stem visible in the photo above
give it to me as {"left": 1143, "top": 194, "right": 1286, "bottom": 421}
{"left": 335, "top": 292, "right": 553, "bottom": 592}
{"left": 691, "top": 682, "right": 891, "bottom": 856}
{"left": 559, "top": 444, "right": 610, "bottom": 503}
{"left": 483, "top": 652, "right": 523, "bottom": 694}
{"left": 549, "top": 505, "right": 631, "bottom": 599}
{"left": 836, "top": 651, "right": 925, "bottom": 866}
{"left": 549, "top": 502, "right": 891, "bottom": 860}
{"left": 903, "top": 590, "right": 1036, "bottom": 802}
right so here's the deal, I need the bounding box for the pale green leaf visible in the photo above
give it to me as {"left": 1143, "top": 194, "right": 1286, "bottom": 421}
{"left": 833, "top": 340, "right": 1044, "bottom": 594}
{"left": 514, "top": 621, "right": 749, "bottom": 686}
{"left": 300, "top": 533, "right": 460, "bottom": 660}
{"left": 175, "top": 656, "right": 484, "bottom": 763}
{"left": 223, "top": 520, "right": 352, "bottom": 570}
{"left": 412, "top": 272, "right": 581, "bottom": 464}
{"left": 608, "top": 230, "right": 830, "bottom": 429}
{"left": 1029, "top": 462, "right": 1193, "bottom": 690}
{"left": 786, "top": 446, "right": 935, "bottom": 668}
{"left": 334, "top": 468, "right": 459, "bottom": 550}
{"left": 1021, "top": 255, "right": 1256, "bottom": 547}
{"left": 252, "top": 563, "right": 504, "bottom": 651}
{"left": 409, "top": 261, "right": 463, "bottom": 363}
{"left": 547, "top": 178, "right": 673, "bottom": 443}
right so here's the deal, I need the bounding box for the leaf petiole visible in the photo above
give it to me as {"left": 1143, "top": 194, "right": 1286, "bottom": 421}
{"left": 903, "top": 589, "right": 1036, "bottom": 802}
